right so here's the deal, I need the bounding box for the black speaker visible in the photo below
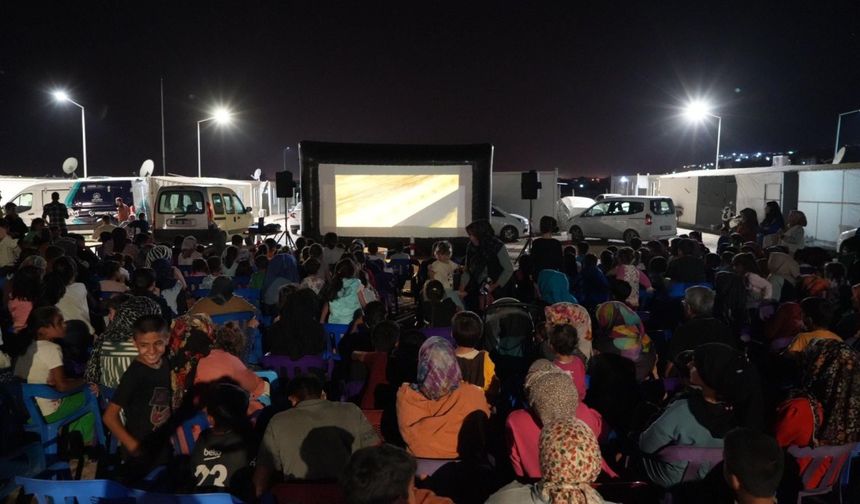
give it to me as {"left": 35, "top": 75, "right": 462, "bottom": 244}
{"left": 276, "top": 171, "right": 296, "bottom": 198}
{"left": 521, "top": 171, "right": 541, "bottom": 200}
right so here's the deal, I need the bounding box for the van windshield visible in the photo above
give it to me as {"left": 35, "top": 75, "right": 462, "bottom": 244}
{"left": 158, "top": 191, "right": 205, "bottom": 214}
{"left": 650, "top": 199, "right": 675, "bottom": 215}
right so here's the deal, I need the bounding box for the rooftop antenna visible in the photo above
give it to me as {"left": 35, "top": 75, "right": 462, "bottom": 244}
{"left": 62, "top": 157, "right": 79, "bottom": 179}
{"left": 252, "top": 168, "right": 262, "bottom": 181}
{"left": 139, "top": 159, "right": 155, "bottom": 178}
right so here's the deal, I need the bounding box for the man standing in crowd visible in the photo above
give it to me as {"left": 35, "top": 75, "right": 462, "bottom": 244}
{"left": 42, "top": 192, "right": 69, "bottom": 234}
{"left": 116, "top": 197, "right": 131, "bottom": 222}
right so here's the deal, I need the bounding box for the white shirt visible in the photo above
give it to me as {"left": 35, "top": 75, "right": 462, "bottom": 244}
{"left": 56, "top": 282, "right": 94, "bottom": 334}
{"left": 14, "top": 340, "right": 64, "bottom": 415}
{"left": 322, "top": 246, "right": 346, "bottom": 270}
{"left": 429, "top": 259, "right": 458, "bottom": 290}
{"left": 0, "top": 235, "right": 19, "bottom": 268}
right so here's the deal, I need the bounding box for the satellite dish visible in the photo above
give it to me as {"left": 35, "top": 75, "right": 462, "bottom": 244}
{"left": 139, "top": 159, "right": 155, "bottom": 178}
{"left": 834, "top": 146, "right": 847, "bottom": 164}
{"left": 62, "top": 157, "right": 79, "bottom": 175}
{"left": 252, "top": 168, "right": 262, "bottom": 181}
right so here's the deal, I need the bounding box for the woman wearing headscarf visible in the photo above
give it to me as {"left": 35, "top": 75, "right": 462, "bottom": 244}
{"left": 537, "top": 269, "right": 579, "bottom": 306}
{"left": 767, "top": 251, "right": 799, "bottom": 303}
{"left": 458, "top": 219, "right": 514, "bottom": 312}
{"left": 775, "top": 338, "right": 860, "bottom": 490}
{"left": 489, "top": 419, "right": 606, "bottom": 504}
{"left": 545, "top": 302, "right": 593, "bottom": 363}
{"left": 261, "top": 252, "right": 300, "bottom": 311}
{"left": 168, "top": 313, "right": 217, "bottom": 411}
{"left": 146, "top": 244, "right": 187, "bottom": 289}
{"left": 639, "top": 343, "right": 763, "bottom": 488}
{"left": 84, "top": 295, "right": 163, "bottom": 388}
{"left": 396, "top": 336, "right": 490, "bottom": 459}
{"left": 779, "top": 210, "right": 807, "bottom": 254}
{"left": 188, "top": 276, "right": 256, "bottom": 317}
{"left": 177, "top": 236, "right": 203, "bottom": 266}
{"left": 593, "top": 301, "right": 654, "bottom": 381}
{"left": 505, "top": 360, "right": 609, "bottom": 480}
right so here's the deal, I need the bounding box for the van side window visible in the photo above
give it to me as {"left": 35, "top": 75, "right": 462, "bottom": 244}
{"left": 586, "top": 202, "right": 610, "bottom": 216}
{"left": 212, "top": 194, "right": 225, "bottom": 215}
{"left": 12, "top": 193, "right": 33, "bottom": 213}
{"left": 232, "top": 195, "right": 246, "bottom": 214}
{"left": 158, "top": 191, "right": 204, "bottom": 214}
{"left": 650, "top": 199, "right": 675, "bottom": 215}
{"left": 223, "top": 194, "right": 235, "bottom": 214}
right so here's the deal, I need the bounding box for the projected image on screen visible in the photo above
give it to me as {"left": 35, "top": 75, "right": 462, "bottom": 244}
{"left": 335, "top": 174, "right": 459, "bottom": 228}
{"left": 319, "top": 164, "right": 472, "bottom": 238}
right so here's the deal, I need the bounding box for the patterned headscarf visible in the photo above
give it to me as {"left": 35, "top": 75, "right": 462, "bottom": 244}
{"left": 169, "top": 313, "right": 216, "bottom": 409}
{"left": 594, "top": 301, "right": 650, "bottom": 360}
{"left": 545, "top": 302, "right": 593, "bottom": 360}
{"left": 84, "top": 295, "right": 163, "bottom": 383}
{"left": 527, "top": 361, "right": 579, "bottom": 424}
{"left": 146, "top": 244, "right": 173, "bottom": 268}
{"left": 801, "top": 339, "right": 860, "bottom": 445}
{"left": 412, "top": 336, "right": 462, "bottom": 400}
{"left": 538, "top": 419, "right": 605, "bottom": 504}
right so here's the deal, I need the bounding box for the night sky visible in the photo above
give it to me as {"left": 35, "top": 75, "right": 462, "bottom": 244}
{"left": 2, "top": 1, "right": 860, "bottom": 179}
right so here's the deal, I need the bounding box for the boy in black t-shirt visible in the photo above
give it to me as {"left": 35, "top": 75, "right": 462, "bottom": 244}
{"left": 189, "top": 382, "right": 255, "bottom": 500}
{"left": 103, "top": 315, "right": 172, "bottom": 481}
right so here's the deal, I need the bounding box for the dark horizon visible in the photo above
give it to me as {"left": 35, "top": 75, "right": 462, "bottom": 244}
{"left": 2, "top": 1, "right": 860, "bottom": 180}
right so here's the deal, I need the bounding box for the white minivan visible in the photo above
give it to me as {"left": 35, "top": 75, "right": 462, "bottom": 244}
{"left": 153, "top": 185, "right": 254, "bottom": 243}
{"left": 567, "top": 196, "right": 677, "bottom": 244}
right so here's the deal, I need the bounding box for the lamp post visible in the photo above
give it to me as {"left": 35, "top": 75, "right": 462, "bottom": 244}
{"left": 53, "top": 90, "right": 88, "bottom": 178}
{"left": 834, "top": 108, "right": 860, "bottom": 160}
{"left": 683, "top": 100, "right": 722, "bottom": 170}
{"left": 196, "top": 107, "right": 232, "bottom": 178}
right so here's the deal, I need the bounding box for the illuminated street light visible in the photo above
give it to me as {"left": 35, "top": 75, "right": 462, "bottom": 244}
{"left": 197, "top": 107, "right": 233, "bottom": 178}
{"left": 834, "top": 108, "right": 860, "bottom": 160}
{"left": 53, "top": 89, "right": 88, "bottom": 177}
{"left": 683, "top": 100, "right": 722, "bottom": 170}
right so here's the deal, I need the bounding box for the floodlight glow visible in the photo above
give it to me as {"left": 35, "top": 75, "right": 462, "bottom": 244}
{"left": 683, "top": 100, "right": 711, "bottom": 122}
{"left": 213, "top": 107, "right": 232, "bottom": 124}
{"left": 53, "top": 90, "right": 69, "bottom": 102}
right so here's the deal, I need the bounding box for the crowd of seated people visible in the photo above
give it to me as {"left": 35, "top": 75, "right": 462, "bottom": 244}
{"left": 1, "top": 203, "right": 860, "bottom": 504}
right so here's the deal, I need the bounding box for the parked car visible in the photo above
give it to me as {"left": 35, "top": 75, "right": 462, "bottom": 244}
{"left": 490, "top": 205, "right": 529, "bottom": 242}
{"left": 837, "top": 227, "right": 859, "bottom": 254}
{"left": 153, "top": 185, "right": 254, "bottom": 243}
{"left": 567, "top": 196, "right": 677, "bottom": 244}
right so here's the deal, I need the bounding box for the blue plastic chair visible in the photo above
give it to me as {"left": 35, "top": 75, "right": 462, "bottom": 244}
{"left": 209, "top": 311, "right": 261, "bottom": 364}
{"left": 15, "top": 476, "right": 131, "bottom": 504}
{"left": 235, "top": 288, "right": 261, "bottom": 308}
{"left": 172, "top": 410, "right": 211, "bottom": 456}
{"left": 255, "top": 370, "right": 279, "bottom": 406}
{"left": 196, "top": 288, "right": 211, "bottom": 298}
{"left": 420, "top": 327, "right": 454, "bottom": 345}
{"left": 323, "top": 323, "right": 351, "bottom": 359}
{"left": 20, "top": 384, "right": 106, "bottom": 458}
{"left": 132, "top": 489, "right": 242, "bottom": 503}
{"left": 98, "top": 386, "right": 120, "bottom": 455}
{"left": 185, "top": 276, "right": 205, "bottom": 291}
{"left": 209, "top": 311, "right": 256, "bottom": 326}
{"left": 232, "top": 275, "right": 252, "bottom": 288}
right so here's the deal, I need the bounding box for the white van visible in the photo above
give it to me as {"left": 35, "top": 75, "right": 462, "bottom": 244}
{"left": 490, "top": 205, "right": 529, "bottom": 242}
{"left": 567, "top": 196, "right": 677, "bottom": 244}
{"left": 153, "top": 185, "right": 254, "bottom": 243}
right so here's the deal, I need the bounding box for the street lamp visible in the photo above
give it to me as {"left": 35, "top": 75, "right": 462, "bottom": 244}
{"left": 53, "top": 90, "right": 88, "bottom": 178}
{"left": 619, "top": 176, "right": 629, "bottom": 195}
{"left": 834, "top": 108, "right": 860, "bottom": 160}
{"left": 196, "top": 107, "right": 232, "bottom": 178}
{"left": 683, "top": 100, "right": 722, "bottom": 170}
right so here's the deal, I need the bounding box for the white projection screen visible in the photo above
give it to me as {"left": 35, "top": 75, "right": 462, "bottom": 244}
{"left": 318, "top": 163, "right": 473, "bottom": 238}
